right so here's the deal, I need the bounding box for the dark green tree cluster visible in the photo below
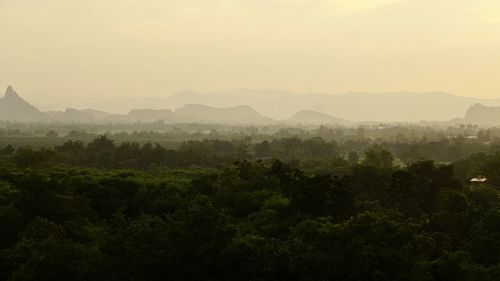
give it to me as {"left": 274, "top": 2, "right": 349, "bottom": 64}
{"left": 0, "top": 145, "right": 500, "bottom": 280}
{"left": 1, "top": 136, "right": 345, "bottom": 170}
{"left": 3, "top": 128, "right": 500, "bottom": 165}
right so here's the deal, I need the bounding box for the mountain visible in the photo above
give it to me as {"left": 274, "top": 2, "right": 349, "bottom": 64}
{"left": 160, "top": 90, "right": 500, "bottom": 122}
{"left": 127, "top": 109, "right": 176, "bottom": 123}
{"left": 0, "top": 86, "right": 47, "bottom": 122}
{"left": 464, "top": 104, "right": 500, "bottom": 125}
{"left": 175, "top": 104, "right": 276, "bottom": 124}
{"left": 46, "top": 108, "right": 94, "bottom": 123}
{"left": 6, "top": 85, "right": 500, "bottom": 125}
{"left": 38, "top": 88, "right": 500, "bottom": 122}
{"left": 286, "top": 110, "right": 351, "bottom": 126}
{"left": 82, "top": 109, "right": 113, "bottom": 120}
{"left": 126, "top": 109, "right": 195, "bottom": 123}
{"left": 46, "top": 108, "right": 185, "bottom": 124}
{"left": 46, "top": 108, "right": 115, "bottom": 123}
{"left": 0, "top": 86, "right": 280, "bottom": 124}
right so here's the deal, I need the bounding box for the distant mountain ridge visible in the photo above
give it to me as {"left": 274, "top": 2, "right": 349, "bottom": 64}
{"left": 1, "top": 86, "right": 342, "bottom": 125}
{"left": 162, "top": 90, "right": 500, "bottom": 122}
{"left": 3, "top": 86, "right": 500, "bottom": 125}
{"left": 175, "top": 104, "right": 276, "bottom": 124}
{"left": 285, "top": 110, "right": 351, "bottom": 126}
{"left": 464, "top": 104, "right": 500, "bottom": 125}
{"left": 72, "top": 89, "right": 500, "bottom": 122}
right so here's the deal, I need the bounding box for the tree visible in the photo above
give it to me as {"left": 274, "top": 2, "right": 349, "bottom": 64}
{"left": 0, "top": 204, "right": 24, "bottom": 249}
{"left": 235, "top": 138, "right": 252, "bottom": 160}
{"left": 363, "top": 146, "right": 394, "bottom": 170}
{"left": 86, "top": 135, "right": 116, "bottom": 167}
{"left": 46, "top": 130, "right": 58, "bottom": 138}
{"left": 1, "top": 144, "right": 15, "bottom": 157}
{"left": 348, "top": 151, "right": 359, "bottom": 165}
{"left": 254, "top": 141, "right": 272, "bottom": 159}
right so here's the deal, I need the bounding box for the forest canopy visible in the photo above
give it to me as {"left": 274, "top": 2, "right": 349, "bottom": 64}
{"left": 0, "top": 133, "right": 500, "bottom": 280}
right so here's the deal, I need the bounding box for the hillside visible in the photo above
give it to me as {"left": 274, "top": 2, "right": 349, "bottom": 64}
{"left": 159, "top": 90, "right": 500, "bottom": 122}
{"left": 464, "top": 103, "right": 500, "bottom": 125}
{"left": 175, "top": 104, "right": 276, "bottom": 124}
{"left": 0, "top": 86, "right": 280, "bottom": 124}
{"left": 5, "top": 85, "right": 500, "bottom": 126}
{"left": 0, "top": 86, "right": 47, "bottom": 122}
{"left": 126, "top": 109, "right": 196, "bottom": 123}
{"left": 286, "top": 110, "right": 351, "bottom": 126}
{"left": 42, "top": 89, "right": 500, "bottom": 122}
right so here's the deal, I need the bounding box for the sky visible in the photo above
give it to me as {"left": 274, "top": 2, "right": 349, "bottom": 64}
{"left": 0, "top": 0, "right": 499, "bottom": 109}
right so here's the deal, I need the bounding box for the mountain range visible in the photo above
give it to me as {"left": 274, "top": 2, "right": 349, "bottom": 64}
{"left": 0, "top": 86, "right": 349, "bottom": 125}
{"left": 65, "top": 89, "right": 500, "bottom": 122}
{"left": 2, "top": 86, "right": 500, "bottom": 126}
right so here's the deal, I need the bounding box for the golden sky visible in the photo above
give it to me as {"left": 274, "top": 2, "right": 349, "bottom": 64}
{"left": 0, "top": 0, "right": 499, "bottom": 105}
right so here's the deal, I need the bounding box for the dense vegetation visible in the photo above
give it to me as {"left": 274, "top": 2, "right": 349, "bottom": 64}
{"left": 2, "top": 122, "right": 500, "bottom": 165}
{"left": 1, "top": 132, "right": 500, "bottom": 280}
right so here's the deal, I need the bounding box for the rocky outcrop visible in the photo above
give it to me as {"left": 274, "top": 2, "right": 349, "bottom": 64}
{"left": 0, "top": 86, "right": 47, "bottom": 122}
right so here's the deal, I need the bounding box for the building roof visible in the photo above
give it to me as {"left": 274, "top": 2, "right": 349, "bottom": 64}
{"left": 470, "top": 177, "right": 487, "bottom": 182}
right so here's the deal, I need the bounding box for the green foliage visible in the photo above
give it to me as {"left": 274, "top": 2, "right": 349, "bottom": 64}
{"left": 0, "top": 138, "right": 499, "bottom": 280}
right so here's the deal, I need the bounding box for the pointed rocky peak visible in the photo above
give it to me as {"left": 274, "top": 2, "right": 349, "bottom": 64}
{"left": 2, "top": 86, "right": 31, "bottom": 105}
{"left": 0, "top": 86, "right": 47, "bottom": 122}
{"left": 4, "top": 85, "right": 20, "bottom": 99}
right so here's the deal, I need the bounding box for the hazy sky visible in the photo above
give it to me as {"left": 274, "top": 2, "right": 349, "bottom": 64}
{"left": 1, "top": 0, "right": 499, "bottom": 108}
